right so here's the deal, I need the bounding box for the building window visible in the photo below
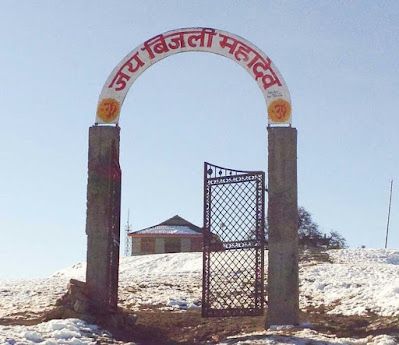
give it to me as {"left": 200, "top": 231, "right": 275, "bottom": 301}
{"left": 141, "top": 238, "right": 155, "bottom": 254}
{"left": 165, "top": 238, "right": 181, "bottom": 253}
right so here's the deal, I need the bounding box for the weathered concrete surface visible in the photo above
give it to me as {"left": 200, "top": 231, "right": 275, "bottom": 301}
{"left": 85, "top": 125, "right": 121, "bottom": 313}
{"left": 266, "top": 127, "right": 299, "bottom": 327}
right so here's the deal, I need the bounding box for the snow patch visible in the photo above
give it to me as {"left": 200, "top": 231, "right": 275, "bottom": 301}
{"left": 2, "top": 249, "right": 399, "bottom": 344}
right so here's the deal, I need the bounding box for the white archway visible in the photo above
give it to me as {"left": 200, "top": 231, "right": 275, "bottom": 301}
{"left": 95, "top": 27, "right": 291, "bottom": 126}
{"left": 85, "top": 27, "right": 298, "bottom": 327}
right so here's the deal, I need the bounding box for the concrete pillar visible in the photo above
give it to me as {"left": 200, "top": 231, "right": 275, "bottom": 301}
{"left": 181, "top": 238, "right": 191, "bottom": 252}
{"left": 85, "top": 125, "right": 121, "bottom": 313}
{"left": 266, "top": 127, "right": 299, "bottom": 327}
{"left": 155, "top": 238, "right": 165, "bottom": 254}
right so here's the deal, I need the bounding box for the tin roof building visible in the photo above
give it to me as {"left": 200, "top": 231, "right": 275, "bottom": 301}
{"left": 129, "top": 215, "right": 203, "bottom": 255}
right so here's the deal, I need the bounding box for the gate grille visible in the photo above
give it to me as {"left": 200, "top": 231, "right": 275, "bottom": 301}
{"left": 202, "top": 162, "right": 265, "bottom": 317}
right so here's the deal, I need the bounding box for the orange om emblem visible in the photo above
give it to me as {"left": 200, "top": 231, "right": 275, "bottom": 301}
{"left": 97, "top": 98, "right": 121, "bottom": 123}
{"left": 268, "top": 99, "right": 291, "bottom": 123}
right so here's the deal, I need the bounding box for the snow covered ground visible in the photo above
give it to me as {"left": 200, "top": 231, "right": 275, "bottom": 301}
{"left": 1, "top": 249, "right": 399, "bottom": 344}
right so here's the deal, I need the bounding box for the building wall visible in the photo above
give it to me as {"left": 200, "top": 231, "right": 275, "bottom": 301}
{"left": 132, "top": 238, "right": 141, "bottom": 255}
{"left": 181, "top": 238, "right": 191, "bottom": 252}
{"left": 165, "top": 237, "right": 181, "bottom": 253}
{"left": 131, "top": 236, "right": 203, "bottom": 255}
{"left": 155, "top": 238, "right": 165, "bottom": 254}
{"left": 190, "top": 238, "right": 203, "bottom": 251}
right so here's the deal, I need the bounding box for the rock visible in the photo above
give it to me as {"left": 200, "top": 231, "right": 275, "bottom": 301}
{"left": 47, "top": 280, "right": 138, "bottom": 332}
{"left": 70, "top": 291, "right": 88, "bottom": 304}
{"left": 67, "top": 280, "right": 87, "bottom": 297}
{"left": 44, "top": 306, "right": 66, "bottom": 320}
{"left": 55, "top": 295, "right": 67, "bottom": 306}
{"left": 69, "top": 279, "right": 86, "bottom": 289}
{"left": 74, "top": 299, "right": 88, "bottom": 314}
{"left": 125, "top": 313, "right": 138, "bottom": 326}
{"left": 62, "top": 308, "right": 81, "bottom": 319}
{"left": 81, "top": 313, "right": 96, "bottom": 324}
{"left": 108, "top": 313, "right": 120, "bottom": 328}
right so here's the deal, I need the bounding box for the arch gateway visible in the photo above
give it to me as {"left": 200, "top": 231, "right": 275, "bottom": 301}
{"left": 85, "top": 28, "right": 298, "bottom": 327}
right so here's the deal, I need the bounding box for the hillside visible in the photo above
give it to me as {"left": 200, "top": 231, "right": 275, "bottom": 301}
{"left": 1, "top": 249, "right": 399, "bottom": 344}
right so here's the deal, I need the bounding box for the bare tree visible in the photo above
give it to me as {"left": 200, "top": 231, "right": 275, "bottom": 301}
{"left": 265, "top": 206, "right": 348, "bottom": 249}
{"left": 328, "top": 230, "right": 348, "bottom": 249}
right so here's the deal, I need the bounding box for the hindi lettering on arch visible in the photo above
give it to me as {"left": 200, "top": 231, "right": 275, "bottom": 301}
{"left": 108, "top": 71, "right": 131, "bottom": 91}
{"left": 219, "top": 33, "right": 239, "bottom": 54}
{"left": 97, "top": 27, "right": 292, "bottom": 125}
{"left": 186, "top": 28, "right": 216, "bottom": 48}
{"left": 234, "top": 44, "right": 252, "bottom": 63}
{"left": 108, "top": 52, "right": 145, "bottom": 91}
{"left": 167, "top": 32, "right": 186, "bottom": 49}
{"left": 248, "top": 56, "right": 282, "bottom": 90}
{"left": 142, "top": 34, "right": 170, "bottom": 59}
{"left": 125, "top": 52, "right": 145, "bottom": 73}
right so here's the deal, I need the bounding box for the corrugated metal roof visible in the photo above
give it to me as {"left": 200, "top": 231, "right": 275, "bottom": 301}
{"left": 133, "top": 225, "right": 202, "bottom": 235}
{"left": 130, "top": 215, "right": 203, "bottom": 236}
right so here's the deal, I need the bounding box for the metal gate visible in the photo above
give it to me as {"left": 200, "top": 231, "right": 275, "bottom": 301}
{"left": 202, "top": 162, "right": 265, "bottom": 317}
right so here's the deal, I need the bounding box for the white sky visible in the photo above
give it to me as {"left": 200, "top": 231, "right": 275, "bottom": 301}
{"left": 1, "top": 1, "right": 398, "bottom": 278}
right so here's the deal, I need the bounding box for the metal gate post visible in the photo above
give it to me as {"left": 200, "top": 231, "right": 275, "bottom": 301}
{"left": 266, "top": 127, "right": 299, "bottom": 327}
{"left": 86, "top": 125, "right": 121, "bottom": 313}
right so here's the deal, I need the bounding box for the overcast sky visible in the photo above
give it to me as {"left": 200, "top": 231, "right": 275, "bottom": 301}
{"left": 1, "top": 1, "right": 398, "bottom": 278}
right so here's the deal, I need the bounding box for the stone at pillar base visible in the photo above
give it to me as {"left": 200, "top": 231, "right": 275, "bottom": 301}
{"left": 46, "top": 279, "right": 137, "bottom": 329}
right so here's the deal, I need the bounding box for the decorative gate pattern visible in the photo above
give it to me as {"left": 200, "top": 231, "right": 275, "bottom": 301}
{"left": 106, "top": 140, "right": 121, "bottom": 311}
{"left": 202, "top": 162, "right": 265, "bottom": 317}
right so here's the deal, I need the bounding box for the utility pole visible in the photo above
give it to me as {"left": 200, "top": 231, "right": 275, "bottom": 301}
{"left": 385, "top": 179, "right": 393, "bottom": 249}
{"left": 125, "top": 209, "right": 132, "bottom": 256}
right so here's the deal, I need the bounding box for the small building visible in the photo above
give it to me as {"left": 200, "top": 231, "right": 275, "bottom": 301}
{"left": 129, "top": 215, "right": 203, "bottom": 255}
